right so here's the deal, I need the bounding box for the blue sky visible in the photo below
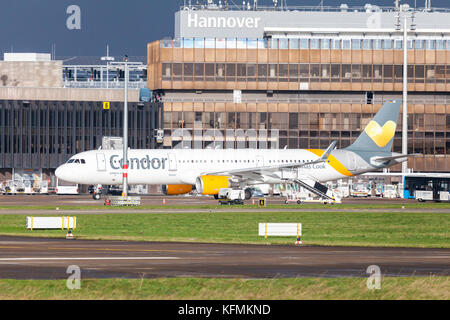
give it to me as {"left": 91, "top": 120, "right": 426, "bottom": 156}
{"left": 0, "top": 0, "right": 448, "bottom": 56}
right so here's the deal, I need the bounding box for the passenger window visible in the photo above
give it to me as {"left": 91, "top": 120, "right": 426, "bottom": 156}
{"left": 67, "top": 159, "right": 74, "bottom": 163}
{"left": 81, "top": 159, "right": 86, "bottom": 164}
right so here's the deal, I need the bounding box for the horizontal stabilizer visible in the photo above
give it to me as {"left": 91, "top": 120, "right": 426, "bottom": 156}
{"left": 372, "top": 154, "right": 420, "bottom": 163}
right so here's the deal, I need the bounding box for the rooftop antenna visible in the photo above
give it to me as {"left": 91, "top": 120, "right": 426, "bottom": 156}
{"left": 395, "top": 0, "right": 401, "bottom": 30}
{"left": 411, "top": 9, "right": 416, "bottom": 30}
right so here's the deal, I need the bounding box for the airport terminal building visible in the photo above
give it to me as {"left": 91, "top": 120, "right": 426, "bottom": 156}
{"left": 148, "top": 4, "right": 450, "bottom": 174}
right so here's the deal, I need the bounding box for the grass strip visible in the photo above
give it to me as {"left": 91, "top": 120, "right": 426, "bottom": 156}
{"left": 0, "top": 211, "right": 448, "bottom": 248}
{"left": 1, "top": 202, "right": 450, "bottom": 211}
{"left": 0, "top": 277, "right": 448, "bottom": 300}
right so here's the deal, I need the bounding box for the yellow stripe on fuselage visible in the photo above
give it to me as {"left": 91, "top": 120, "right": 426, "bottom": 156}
{"left": 306, "top": 149, "right": 353, "bottom": 177}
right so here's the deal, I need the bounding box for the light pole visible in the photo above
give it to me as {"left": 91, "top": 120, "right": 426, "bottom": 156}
{"left": 101, "top": 45, "right": 115, "bottom": 88}
{"left": 108, "top": 58, "right": 144, "bottom": 198}
{"left": 396, "top": 4, "right": 415, "bottom": 197}
{"left": 123, "top": 57, "right": 129, "bottom": 197}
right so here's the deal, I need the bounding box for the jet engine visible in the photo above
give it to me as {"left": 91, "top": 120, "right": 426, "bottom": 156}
{"left": 161, "top": 184, "right": 193, "bottom": 195}
{"left": 195, "top": 175, "right": 230, "bottom": 195}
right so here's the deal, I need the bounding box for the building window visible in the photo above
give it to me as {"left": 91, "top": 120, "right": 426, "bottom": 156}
{"left": 426, "top": 40, "right": 436, "bottom": 50}
{"left": 351, "top": 39, "right": 361, "bottom": 49}
{"left": 194, "top": 38, "right": 204, "bottom": 48}
{"left": 258, "top": 64, "right": 267, "bottom": 81}
{"left": 342, "top": 40, "right": 351, "bottom": 49}
{"left": 300, "top": 39, "right": 309, "bottom": 49}
{"left": 310, "top": 39, "right": 320, "bottom": 49}
{"left": 310, "top": 64, "right": 320, "bottom": 82}
{"left": 384, "top": 39, "right": 393, "bottom": 49}
{"left": 162, "top": 63, "right": 171, "bottom": 80}
{"left": 194, "top": 63, "right": 204, "bottom": 81}
{"left": 205, "top": 63, "right": 214, "bottom": 81}
{"left": 279, "top": 64, "right": 288, "bottom": 82}
{"left": 269, "top": 64, "right": 278, "bottom": 81}
{"left": 237, "top": 64, "right": 247, "bottom": 81}
{"left": 362, "top": 39, "right": 372, "bottom": 50}
{"left": 183, "top": 63, "right": 193, "bottom": 81}
{"left": 394, "top": 40, "right": 403, "bottom": 50}
{"left": 173, "top": 63, "right": 182, "bottom": 81}
{"left": 289, "top": 64, "right": 298, "bottom": 82}
{"left": 342, "top": 64, "right": 351, "bottom": 82}
{"left": 331, "top": 39, "right": 341, "bottom": 49}
{"left": 331, "top": 64, "right": 340, "bottom": 81}
{"left": 320, "top": 39, "right": 330, "bottom": 49}
{"left": 247, "top": 64, "right": 256, "bottom": 82}
{"left": 216, "top": 63, "right": 225, "bottom": 80}
{"left": 415, "top": 40, "right": 425, "bottom": 50}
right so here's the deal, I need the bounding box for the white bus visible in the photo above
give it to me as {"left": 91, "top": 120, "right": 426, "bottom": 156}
{"left": 56, "top": 178, "right": 79, "bottom": 195}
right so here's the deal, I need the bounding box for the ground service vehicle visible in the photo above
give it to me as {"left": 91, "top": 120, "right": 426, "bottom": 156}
{"left": 218, "top": 188, "right": 245, "bottom": 205}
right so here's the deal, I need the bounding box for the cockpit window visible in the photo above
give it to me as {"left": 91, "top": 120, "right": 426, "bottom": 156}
{"left": 67, "top": 158, "right": 86, "bottom": 164}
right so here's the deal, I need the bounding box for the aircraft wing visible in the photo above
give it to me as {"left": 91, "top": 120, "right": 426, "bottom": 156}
{"left": 204, "top": 141, "right": 337, "bottom": 179}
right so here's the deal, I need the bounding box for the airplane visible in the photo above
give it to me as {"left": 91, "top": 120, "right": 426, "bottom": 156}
{"left": 55, "top": 100, "right": 413, "bottom": 201}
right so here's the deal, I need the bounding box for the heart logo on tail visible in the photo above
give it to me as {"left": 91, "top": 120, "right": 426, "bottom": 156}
{"left": 364, "top": 120, "right": 396, "bottom": 148}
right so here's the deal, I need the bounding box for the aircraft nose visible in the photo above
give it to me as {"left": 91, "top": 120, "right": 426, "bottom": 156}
{"left": 55, "top": 165, "right": 66, "bottom": 180}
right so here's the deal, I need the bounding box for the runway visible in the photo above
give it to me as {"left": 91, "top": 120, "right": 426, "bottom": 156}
{"left": 0, "top": 236, "right": 448, "bottom": 279}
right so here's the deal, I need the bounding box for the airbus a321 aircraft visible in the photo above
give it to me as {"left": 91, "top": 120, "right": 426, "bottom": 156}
{"left": 56, "top": 100, "right": 411, "bottom": 201}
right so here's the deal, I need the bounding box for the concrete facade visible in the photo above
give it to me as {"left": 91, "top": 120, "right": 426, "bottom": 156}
{"left": 0, "top": 87, "right": 139, "bottom": 102}
{"left": 0, "top": 61, "right": 62, "bottom": 88}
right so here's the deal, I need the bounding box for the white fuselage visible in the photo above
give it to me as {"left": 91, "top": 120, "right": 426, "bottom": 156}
{"left": 55, "top": 148, "right": 359, "bottom": 186}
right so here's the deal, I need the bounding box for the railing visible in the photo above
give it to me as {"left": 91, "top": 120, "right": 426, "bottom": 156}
{"left": 179, "top": 5, "right": 450, "bottom": 13}
{"left": 63, "top": 80, "right": 147, "bottom": 89}
{"left": 162, "top": 96, "right": 450, "bottom": 105}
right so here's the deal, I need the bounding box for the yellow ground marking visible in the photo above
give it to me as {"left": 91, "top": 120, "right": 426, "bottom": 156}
{"left": 48, "top": 247, "right": 194, "bottom": 253}
{"left": 0, "top": 246, "right": 25, "bottom": 249}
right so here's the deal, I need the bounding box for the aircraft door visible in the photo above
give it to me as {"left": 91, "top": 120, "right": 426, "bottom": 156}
{"left": 256, "top": 156, "right": 264, "bottom": 167}
{"left": 347, "top": 153, "right": 357, "bottom": 171}
{"left": 168, "top": 153, "right": 177, "bottom": 175}
{"left": 96, "top": 153, "right": 106, "bottom": 171}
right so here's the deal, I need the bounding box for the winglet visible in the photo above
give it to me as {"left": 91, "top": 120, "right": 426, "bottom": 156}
{"left": 320, "top": 141, "right": 337, "bottom": 161}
